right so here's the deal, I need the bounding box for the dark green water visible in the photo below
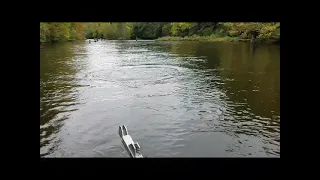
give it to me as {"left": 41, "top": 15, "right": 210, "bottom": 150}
{"left": 40, "top": 40, "right": 280, "bottom": 157}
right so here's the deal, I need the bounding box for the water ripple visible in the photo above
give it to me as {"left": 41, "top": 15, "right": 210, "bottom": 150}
{"left": 40, "top": 40, "right": 280, "bottom": 157}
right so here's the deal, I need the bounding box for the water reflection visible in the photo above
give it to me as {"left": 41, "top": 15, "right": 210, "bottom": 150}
{"left": 250, "top": 43, "right": 256, "bottom": 56}
{"left": 154, "top": 41, "right": 280, "bottom": 156}
{"left": 40, "top": 40, "right": 280, "bottom": 157}
{"left": 40, "top": 41, "right": 87, "bottom": 157}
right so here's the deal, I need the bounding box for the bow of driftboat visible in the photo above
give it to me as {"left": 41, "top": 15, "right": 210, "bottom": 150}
{"left": 119, "top": 125, "right": 143, "bottom": 158}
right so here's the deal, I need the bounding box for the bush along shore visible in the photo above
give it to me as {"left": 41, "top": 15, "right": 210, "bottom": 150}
{"left": 40, "top": 22, "right": 280, "bottom": 44}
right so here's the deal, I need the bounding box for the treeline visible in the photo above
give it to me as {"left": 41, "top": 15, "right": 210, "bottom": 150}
{"left": 40, "top": 23, "right": 86, "bottom": 43}
{"left": 40, "top": 22, "right": 280, "bottom": 43}
{"left": 158, "top": 22, "right": 280, "bottom": 43}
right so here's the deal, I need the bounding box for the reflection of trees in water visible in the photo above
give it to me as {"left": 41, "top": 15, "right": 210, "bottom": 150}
{"left": 250, "top": 43, "right": 256, "bottom": 57}
{"left": 40, "top": 41, "right": 86, "bottom": 157}
{"left": 219, "top": 43, "right": 280, "bottom": 118}
{"left": 156, "top": 41, "right": 280, "bottom": 155}
{"left": 264, "top": 45, "right": 280, "bottom": 111}
{"left": 154, "top": 41, "right": 279, "bottom": 119}
{"left": 168, "top": 41, "right": 222, "bottom": 70}
{"left": 143, "top": 41, "right": 280, "bottom": 112}
{"left": 217, "top": 43, "right": 280, "bottom": 155}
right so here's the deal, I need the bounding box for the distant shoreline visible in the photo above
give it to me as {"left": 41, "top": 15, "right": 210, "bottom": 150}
{"left": 156, "top": 36, "right": 280, "bottom": 44}
{"left": 40, "top": 37, "right": 279, "bottom": 45}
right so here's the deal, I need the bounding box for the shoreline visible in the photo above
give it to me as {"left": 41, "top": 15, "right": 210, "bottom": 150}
{"left": 40, "top": 37, "right": 279, "bottom": 45}
{"left": 156, "top": 36, "right": 279, "bottom": 44}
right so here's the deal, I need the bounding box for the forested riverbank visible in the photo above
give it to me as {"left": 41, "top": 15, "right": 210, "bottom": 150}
{"left": 40, "top": 22, "right": 280, "bottom": 44}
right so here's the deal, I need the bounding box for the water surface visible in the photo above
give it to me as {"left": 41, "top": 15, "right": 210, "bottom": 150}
{"left": 40, "top": 40, "right": 280, "bottom": 157}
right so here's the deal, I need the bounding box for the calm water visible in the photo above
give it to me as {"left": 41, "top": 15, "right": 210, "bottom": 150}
{"left": 40, "top": 40, "right": 280, "bottom": 157}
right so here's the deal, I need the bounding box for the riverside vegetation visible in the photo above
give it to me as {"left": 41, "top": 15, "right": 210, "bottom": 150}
{"left": 40, "top": 22, "right": 280, "bottom": 44}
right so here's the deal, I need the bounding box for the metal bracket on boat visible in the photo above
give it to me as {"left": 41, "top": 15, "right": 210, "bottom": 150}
{"left": 119, "top": 125, "right": 143, "bottom": 158}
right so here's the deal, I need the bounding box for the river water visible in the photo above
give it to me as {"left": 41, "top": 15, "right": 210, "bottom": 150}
{"left": 40, "top": 40, "right": 280, "bottom": 157}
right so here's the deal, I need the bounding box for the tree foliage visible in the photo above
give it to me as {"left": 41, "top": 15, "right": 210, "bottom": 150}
{"left": 40, "top": 22, "right": 280, "bottom": 43}
{"left": 40, "top": 22, "right": 86, "bottom": 43}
